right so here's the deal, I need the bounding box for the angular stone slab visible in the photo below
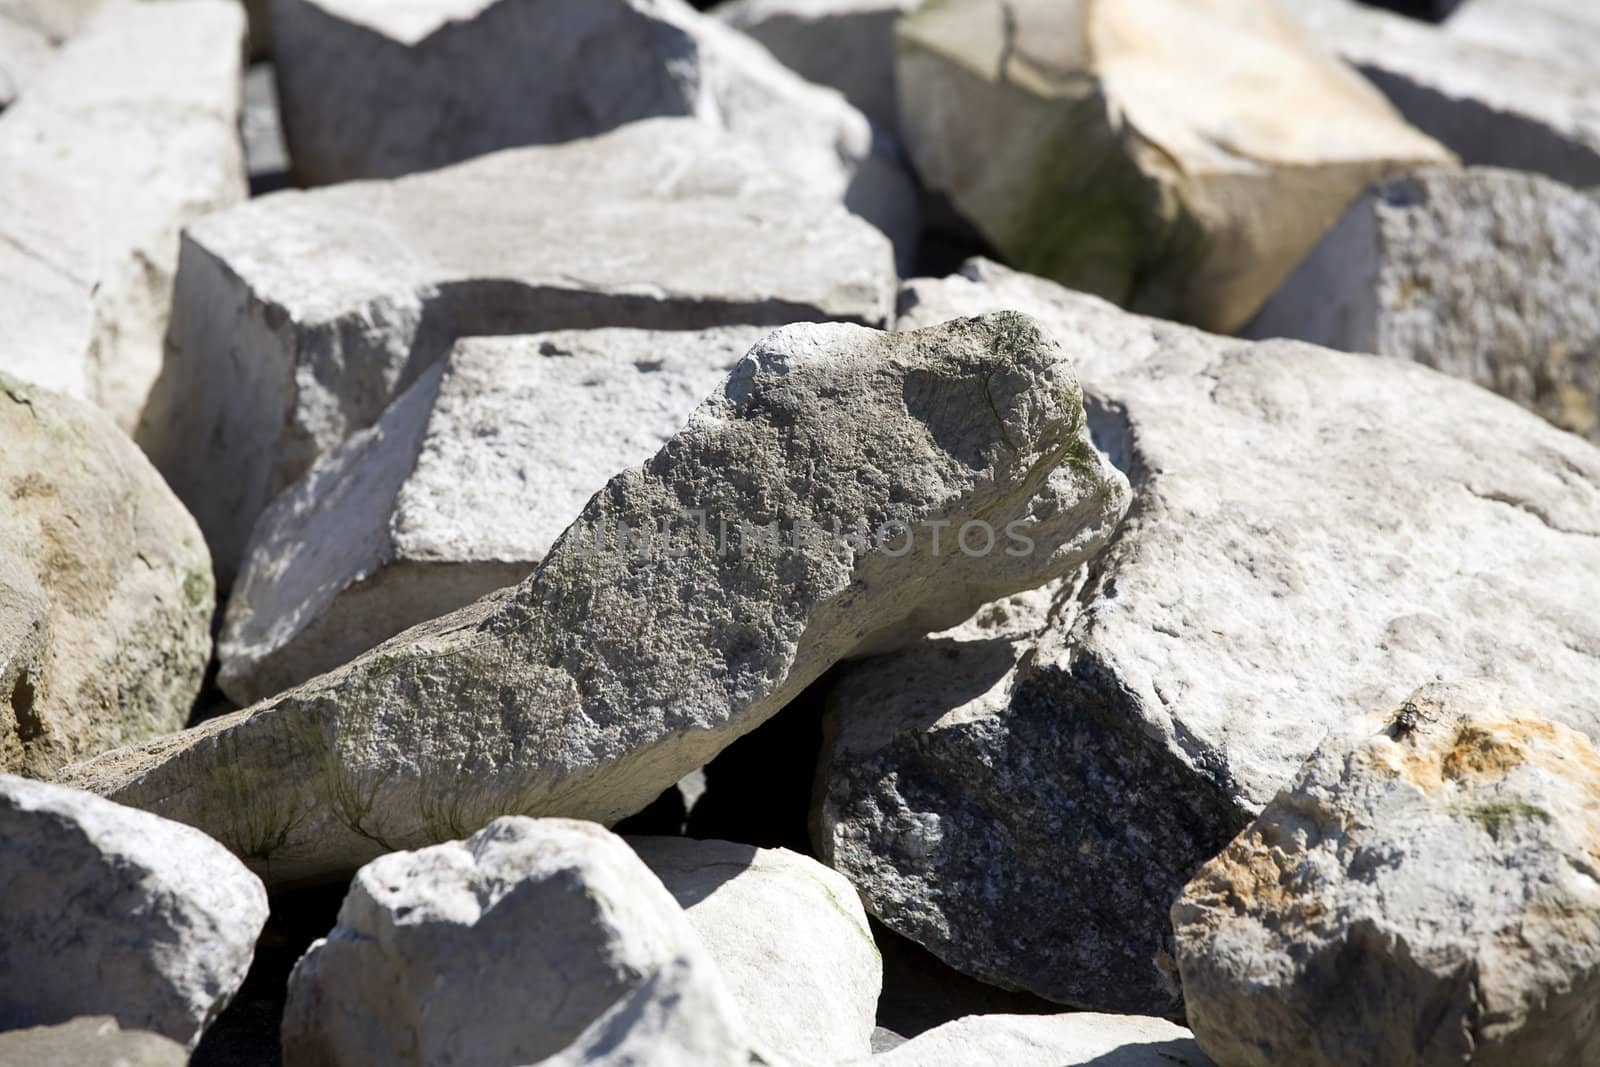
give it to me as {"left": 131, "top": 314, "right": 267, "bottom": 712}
{"left": 631, "top": 836, "right": 880, "bottom": 1062}
{"left": 894, "top": 0, "right": 1450, "bottom": 332}
{"left": 849, "top": 1013, "right": 1214, "bottom": 1067}
{"left": 219, "top": 326, "right": 767, "bottom": 705}
{"left": 138, "top": 118, "right": 898, "bottom": 584}
{"left": 282, "top": 817, "right": 770, "bottom": 1066}
{"left": 271, "top": 0, "right": 917, "bottom": 253}
{"left": 0, "top": 775, "right": 268, "bottom": 1050}
{"left": 818, "top": 262, "right": 1600, "bottom": 1014}
{"left": 1292, "top": 0, "right": 1600, "bottom": 187}
{"left": 0, "top": 0, "right": 246, "bottom": 433}
{"left": 716, "top": 0, "right": 917, "bottom": 131}
{"left": 69, "top": 313, "right": 1130, "bottom": 888}
{"left": 1, "top": 376, "right": 214, "bottom": 777}
{"left": 1248, "top": 166, "right": 1600, "bottom": 442}
{"left": 1175, "top": 684, "right": 1600, "bottom": 1067}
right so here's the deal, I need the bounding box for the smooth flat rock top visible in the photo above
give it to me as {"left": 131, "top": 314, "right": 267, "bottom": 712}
{"left": 306, "top": 0, "right": 497, "bottom": 43}
{"left": 854, "top": 1013, "right": 1214, "bottom": 1067}
{"left": 183, "top": 120, "right": 893, "bottom": 329}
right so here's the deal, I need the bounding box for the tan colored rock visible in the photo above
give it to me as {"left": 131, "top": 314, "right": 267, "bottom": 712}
{"left": 1174, "top": 684, "right": 1600, "bottom": 1067}
{"left": 0, "top": 376, "right": 213, "bottom": 777}
{"left": 0, "top": 1018, "right": 186, "bottom": 1067}
{"left": 895, "top": 0, "right": 1452, "bottom": 332}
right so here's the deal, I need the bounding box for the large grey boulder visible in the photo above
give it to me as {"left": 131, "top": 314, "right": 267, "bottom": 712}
{"left": 220, "top": 326, "right": 766, "bottom": 705}
{"left": 0, "top": 1017, "right": 187, "bottom": 1067}
{"left": 817, "top": 261, "right": 1600, "bottom": 1014}
{"left": 68, "top": 313, "right": 1130, "bottom": 887}
{"left": 138, "top": 118, "right": 898, "bottom": 584}
{"left": 1290, "top": 0, "right": 1600, "bottom": 187}
{"left": 631, "top": 836, "right": 880, "bottom": 1062}
{"left": 850, "top": 1013, "right": 1213, "bottom": 1067}
{"left": 894, "top": 0, "right": 1450, "bottom": 333}
{"left": 716, "top": 0, "right": 917, "bottom": 131}
{"left": 281, "top": 817, "right": 774, "bottom": 1067}
{"left": 1248, "top": 167, "right": 1600, "bottom": 443}
{"left": 1174, "top": 683, "right": 1600, "bottom": 1067}
{"left": 0, "top": 775, "right": 268, "bottom": 1050}
{"left": 0, "top": 376, "right": 213, "bottom": 777}
{"left": 271, "top": 0, "right": 916, "bottom": 254}
{"left": 0, "top": 0, "right": 246, "bottom": 434}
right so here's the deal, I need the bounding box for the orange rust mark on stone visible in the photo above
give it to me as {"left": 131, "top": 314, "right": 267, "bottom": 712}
{"left": 1441, "top": 724, "right": 1528, "bottom": 784}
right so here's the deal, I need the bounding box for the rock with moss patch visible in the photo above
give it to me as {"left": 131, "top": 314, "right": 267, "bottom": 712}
{"left": 282, "top": 817, "right": 776, "bottom": 1066}
{"left": 272, "top": 0, "right": 916, "bottom": 259}
{"left": 139, "top": 117, "right": 898, "bottom": 584}
{"left": 0, "top": 775, "right": 268, "bottom": 1050}
{"left": 0, "top": 0, "right": 246, "bottom": 433}
{"left": 1248, "top": 166, "right": 1600, "bottom": 443}
{"left": 0, "top": 376, "right": 213, "bottom": 777}
{"left": 893, "top": 0, "right": 1450, "bottom": 333}
{"left": 630, "top": 836, "right": 880, "bottom": 1062}
{"left": 65, "top": 313, "right": 1130, "bottom": 887}
{"left": 847, "top": 1013, "right": 1213, "bottom": 1067}
{"left": 1290, "top": 0, "right": 1600, "bottom": 187}
{"left": 818, "top": 262, "right": 1600, "bottom": 1015}
{"left": 220, "top": 326, "right": 767, "bottom": 705}
{"left": 716, "top": 0, "right": 917, "bottom": 130}
{"left": 1174, "top": 683, "right": 1600, "bottom": 1067}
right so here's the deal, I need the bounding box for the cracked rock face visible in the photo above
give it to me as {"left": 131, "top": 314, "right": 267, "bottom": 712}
{"left": 1290, "top": 0, "right": 1600, "bottom": 187}
{"left": 0, "top": 0, "right": 246, "bottom": 434}
{"left": 219, "top": 326, "right": 766, "bottom": 705}
{"left": 894, "top": 0, "right": 1450, "bottom": 332}
{"left": 67, "top": 313, "right": 1130, "bottom": 887}
{"left": 272, "top": 0, "right": 917, "bottom": 257}
{"left": 631, "top": 836, "right": 880, "bottom": 1062}
{"left": 817, "top": 262, "right": 1600, "bottom": 1015}
{"left": 282, "top": 817, "right": 772, "bottom": 1067}
{"left": 1248, "top": 166, "right": 1600, "bottom": 443}
{"left": 1174, "top": 683, "right": 1600, "bottom": 1067}
{"left": 0, "top": 376, "right": 214, "bottom": 777}
{"left": 0, "top": 775, "right": 268, "bottom": 1050}
{"left": 137, "top": 118, "right": 897, "bottom": 584}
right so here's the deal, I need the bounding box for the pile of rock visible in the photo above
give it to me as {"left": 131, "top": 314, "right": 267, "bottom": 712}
{"left": 1, "top": 0, "right": 1599, "bottom": 1064}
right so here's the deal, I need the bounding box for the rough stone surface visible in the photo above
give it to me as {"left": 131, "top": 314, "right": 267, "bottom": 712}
{"left": 0, "top": 0, "right": 246, "bottom": 433}
{"left": 716, "top": 0, "right": 917, "bottom": 130}
{"left": 1291, "top": 0, "right": 1600, "bottom": 187}
{"left": 850, "top": 1013, "right": 1214, "bottom": 1067}
{"left": 0, "top": 775, "right": 268, "bottom": 1050}
{"left": 139, "top": 118, "right": 898, "bottom": 584}
{"left": 220, "top": 326, "right": 766, "bottom": 705}
{"left": 281, "top": 817, "right": 773, "bottom": 1067}
{"left": 895, "top": 0, "right": 1450, "bottom": 333}
{"left": 0, "top": 376, "right": 214, "bottom": 777}
{"left": 819, "top": 261, "right": 1600, "bottom": 1015}
{"left": 1247, "top": 166, "right": 1600, "bottom": 442}
{"left": 1174, "top": 683, "right": 1600, "bottom": 1067}
{"left": 70, "top": 313, "right": 1130, "bottom": 888}
{"left": 0, "top": 1017, "right": 188, "bottom": 1067}
{"left": 272, "top": 0, "right": 916, "bottom": 254}
{"left": 630, "top": 836, "right": 881, "bottom": 1062}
